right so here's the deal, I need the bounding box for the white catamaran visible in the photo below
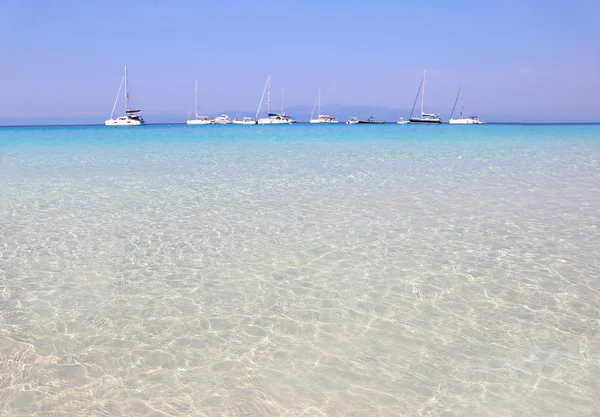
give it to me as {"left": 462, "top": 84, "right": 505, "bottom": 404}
{"left": 256, "top": 75, "right": 296, "bottom": 124}
{"left": 309, "top": 89, "right": 339, "bottom": 123}
{"left": 187, "top": 80, "right": 214, "bottom": 125}
{"left": 448, "top": 84, "right": 486, "bottom": 124}
{"left": 408, "top": 69, "right": 442, "bottom": 124}
{"left": 105, "top": 65, "right": 145, "bottom": 126}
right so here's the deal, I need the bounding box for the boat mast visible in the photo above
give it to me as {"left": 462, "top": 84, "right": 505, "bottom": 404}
{"left": 450, "top": 84, "right": 462, "bottom": 120}
{"left": 421, "top": 69, "right": 426, "bottom": 116}
{"left": 267, "top": 75, "right": 271, "bottom": 115}
{"left": 281, "top": 88, "right": 284, "bottom": 115}
{"left": 124, "top": 65, "right": 129, "bottom": 113}
{"left": 194, "top": 79, "right": 198, "bottom": 119}
{"left": 110, "top": 75, "right": 124, "bottom": 119}
{"left": 256, "top": 74, "right": 270, "bottom": 119}
{"left": 409, "top": 71, "right": 424, "bottom": 118}
{"left": 318, "top": 88, "right": 321, "bottom": 116}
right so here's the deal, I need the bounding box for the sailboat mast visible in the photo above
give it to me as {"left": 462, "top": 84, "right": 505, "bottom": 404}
{"left": 421, "top": 69, "right": 426, "bottom": 116}
{"left": 318, "top": 88, "right": 321, "bottom": 116}
{"left": 281, "top": 88, "right": 284, "bottom": 115}
{"left": 194, "top": 79, "right": 198, "bottom": 118}
{"left": 256, "top": 74, "right": 270, "bottom": 119}
{"left": 267, "top": 75, "right": 271, "bottom": 115}
{"left": 409, "top": 72, "right": 424, "bottom": 119}
{"left": 450, "top": 84, "right": 461, "bottom": 120}
{"left": 109, "top": 75, "right": 124, "bottom": 119}
{"left": 124, "top": 65, "right": 128, "bottom": 113}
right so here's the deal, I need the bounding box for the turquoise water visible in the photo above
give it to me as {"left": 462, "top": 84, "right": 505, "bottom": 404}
{"left": 1, "top": 124, "right": 599, "bottom": 416}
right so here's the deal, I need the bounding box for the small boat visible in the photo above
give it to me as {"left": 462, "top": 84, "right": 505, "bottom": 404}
{"left": 408, "top": 69, "right": 442, "bottom": 124}
{"left": 256, "top": 75, "right": 296, "bottom": 124}
{"left": 448, "top": 84, "right": 486, "bottom": 124}
{"left": 449, "top": 116, "right": 484, "bottom": 124}
{"left": 309, "top": 89, "right": 339, "bottom": 123}
{"left": 105, "top": 65, "right": 145, "bottom": 126}
{"left": 187, "top": 116, "right": 214, "bottom": 125}
{"left": 397, "top": 117, "right": 410, "bottom": 125}
{"left": 187, "top": 80, "right": 214, "bottom": 125}
{"left": 358, "top": 117, "right": 384, "bottom": 124}
{"left": 346, "top": 117, "right": 359, "bottom": 125}
{"left": 214, "top": 114, "right": 232, "bottom": 124}
{"left": 232, "top": 117, "right": 258, "bottom": 125}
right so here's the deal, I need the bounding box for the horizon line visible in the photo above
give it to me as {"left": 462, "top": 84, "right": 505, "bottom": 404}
{"left": 2, "top": 122, "right": 600, "bottom": 128}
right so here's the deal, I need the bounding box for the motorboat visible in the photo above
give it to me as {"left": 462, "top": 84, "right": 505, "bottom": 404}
{"left": 449, "top": 116, "right": 485, "bottom": 124}
{"left": 358, "top": 117, "right": 384, "bottom": 124}
{"left": 232, "top": 117, "right": 258, "bottom": 125}
{"left": 214, "top": 114, "right": 232, "bottom": 124}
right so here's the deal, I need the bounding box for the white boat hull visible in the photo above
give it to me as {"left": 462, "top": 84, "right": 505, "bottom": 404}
{"left": 257, "top": 118, "right": 294, "bottom": 124}
{"left": 105, "top": 118, "right": 144, "bottom": 126}
{"left": 449, "top": 118, "right": 485, "bottom": 124}
{"left": 232, "top": 120, "right": 258, "bottom": 125}
{"left": 311, "top": 119, "right": 339, "bottom": 124}
{"left": 187, "top": 119, "right": 213, "bottom": 125}
{"left": 214, "top": 115, "right": 232, "bottom": 124}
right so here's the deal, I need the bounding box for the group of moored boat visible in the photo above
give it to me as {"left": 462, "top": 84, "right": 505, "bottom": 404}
{"left": 105, "top": 66, "right": 485, "bottom": 126}
{"left": 407, "top": 70, "right": 485, "bottom": 125}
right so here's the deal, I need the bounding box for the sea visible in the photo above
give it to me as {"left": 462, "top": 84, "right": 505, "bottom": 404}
{"left": 1, "top": 123, "right": 599, "bottom": 416}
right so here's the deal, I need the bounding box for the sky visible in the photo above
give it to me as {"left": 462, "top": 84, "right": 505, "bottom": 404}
{"left": 0, "top": 0, "right": 599, "bottom": 124}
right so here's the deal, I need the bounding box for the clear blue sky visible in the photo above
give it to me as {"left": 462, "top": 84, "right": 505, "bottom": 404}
{"left": 1, "top": 0, "right": 599, "bottom": 124}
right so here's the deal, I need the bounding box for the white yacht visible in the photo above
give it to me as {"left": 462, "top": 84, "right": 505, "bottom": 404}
{"left": 346, "top": 117, "right": 359, "bottom": 125}
{"left": 105, "top": 65, "right": 145, "bottom": 126}
{"left": 187, "top": 116, "right": 214, "bottom": 125}
{"left": 397, "top": 117, "right": 410, "bottom": 124}
{"left": 309, "top": 89, "right": 339, "bottom": 123}
{"left": 256, "top": 75, "right": 296, "bottom": 124}
{"left": 187, "top": 80, "right": 214, "bottom": 125}
{"left": 408, "top": 69, "right": 442, "bottom": 124}
{"left": 448, "top": 84, "right": 486, "bottom": 124}
{"left": 232, "top": 117, "right": 258, "bottom": 125}
{"left": 214, "top": 114, "right": 232, "bottom": 124}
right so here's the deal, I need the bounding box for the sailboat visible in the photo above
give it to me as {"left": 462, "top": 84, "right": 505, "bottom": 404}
{"left": 448, "top": 85, "right": 485, "bottom": 124}
{"left": 408, "top": 69, "right": 442, "bottom": 124}
{"left": 309, "top": 89, "right": 339, "bottom": 123}
{"left": 187, "top": 80, "right": 214, "bottom": 125}
{"left": 256, "top": 75, "right": 296, "bottom": 124}
{"left": 105, "top": 65, "right": 145, "bottom": 126}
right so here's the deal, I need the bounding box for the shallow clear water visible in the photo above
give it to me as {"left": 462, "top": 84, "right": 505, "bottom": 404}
{"left": 1, "top": 124, "right": 599, "bottom": 416}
